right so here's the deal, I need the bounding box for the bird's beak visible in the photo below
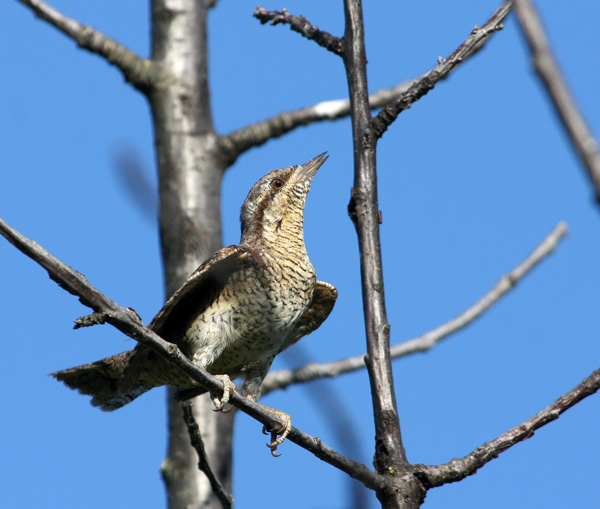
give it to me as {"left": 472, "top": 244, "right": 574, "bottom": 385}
{"left": 297, "top": 152, "right": 328, "bottom": 182}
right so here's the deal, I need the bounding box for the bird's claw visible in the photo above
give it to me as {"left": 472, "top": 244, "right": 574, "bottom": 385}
{"left": 260, "top": 408, "right": 292, "bottom": 457}
{"left": 210, "top": 375, "right": 236, "bottom": 412}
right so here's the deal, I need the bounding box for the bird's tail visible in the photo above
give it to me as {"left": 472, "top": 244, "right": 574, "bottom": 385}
{"left": 50, "top": 350, "right": 150, "bottom": 411}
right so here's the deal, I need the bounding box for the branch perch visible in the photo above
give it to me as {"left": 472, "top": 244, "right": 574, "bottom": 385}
{"left": 17, "top": 0, "right": 167, "bottom": 91}
{"left": 0, "top": 216, "right": 385, "bottom": 492}
{"left": 2, "top": 213, "right": 592, "bottom": 497}
{"left": 262, "top": 221, "right": 567, "bottom": 395}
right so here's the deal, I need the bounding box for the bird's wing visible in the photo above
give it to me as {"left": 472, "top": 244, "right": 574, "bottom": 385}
{"left": 149, "top": 245, "right": 250, "bottom": 339}
{"left": 277, "top": 280, "right": 338, "bottom": 354}
{"left": 120, "top": 245, "right": 251, "bottom": 392}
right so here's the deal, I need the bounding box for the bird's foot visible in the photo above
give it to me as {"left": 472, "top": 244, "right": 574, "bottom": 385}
{"left": 210, "top": 375, "right": 236, "bottom": 413}
{"left": 258, "top": 405, "right": 292, "bottom": 457}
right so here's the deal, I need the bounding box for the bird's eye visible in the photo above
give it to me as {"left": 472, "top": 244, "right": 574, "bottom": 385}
{"left": 271, "top": 178, "right": 284, "bottom": 189}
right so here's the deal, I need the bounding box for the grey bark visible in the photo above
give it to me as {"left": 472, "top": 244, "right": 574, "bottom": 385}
{"left": 149, "top": 1, "right": 232, "bottom": 507}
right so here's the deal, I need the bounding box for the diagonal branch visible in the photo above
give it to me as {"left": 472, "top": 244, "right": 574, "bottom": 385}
{"left": 181, "top": 402, "right": 234, "bottom": 509}
{"left": 512, "top": 0, "right": 600, "bottom": 204}
{"left": 371, "top": 0, "right": 512, "bottom": 139}
{"left": 262, "top": 221, "right": 568, "bottom": 395}
{"left": 254, "top": 6, "right": 343, "bottom": 56}
{"left": 0, "top": 216, "right": 386, "bottom": 493}
{"left": 419, "top": 366, "right": 600, "bottom": 487}
{"left": 219, "top": 1, "right": 511, "bottom": 166}
{"left": 390, "top": 221, "right": 567, "bottom": 356}
{"left": 16, "top": 0, "right": 168, "bottom": 92}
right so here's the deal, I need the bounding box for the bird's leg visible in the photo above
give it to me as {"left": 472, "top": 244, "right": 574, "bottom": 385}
{"left": 258, "top": 404, "right": 292, "bottom": 457}
{"left": 243, "top": 361, "right": 291, "bottom": 456}
{"left": 210, "top": 374, "right": 236, "bottom": 412}
{"left": 244, "top": 389, "right": 291, "bottom": 457}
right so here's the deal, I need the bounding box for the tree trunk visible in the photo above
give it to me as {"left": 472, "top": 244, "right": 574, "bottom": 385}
{"left": 149, "top": 1, "right": 232, "bottom": 506}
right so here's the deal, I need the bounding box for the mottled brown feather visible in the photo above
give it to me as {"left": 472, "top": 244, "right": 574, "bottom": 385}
{"left": 51, "top": 154, "right": 336, "bottom": 411}
{"left": 119, "top": 246, "right": 251, "bottom": 393}
{"left": 277, "top": 281, "right": 338, "bottom": 354}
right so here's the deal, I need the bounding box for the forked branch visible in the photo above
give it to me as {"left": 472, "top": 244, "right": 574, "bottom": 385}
{"left": 222, "top": 1, "right": 511, "bottom": 165}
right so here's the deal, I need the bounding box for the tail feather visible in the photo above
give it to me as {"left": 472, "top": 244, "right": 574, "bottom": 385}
{"left": 92, "top": 385, "right": 151, "bottom": 411}
{"left": 50, "top": 350, "right": 149, "bottom": 411}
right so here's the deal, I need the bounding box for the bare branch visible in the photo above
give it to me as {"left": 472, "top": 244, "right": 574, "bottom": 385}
{"left": 371, "top": 0, "right": 512, "bottom": 139}
{"left": 16, "top": 0, "right": 168, "bottom": 92}
{"left": 254, "top": 6, "right": 342, "bottom": 56}
{"left": 0, "top": 216, "right": 386, "bottom": 492}
{"left": 262, "top": 222, "right": 568, "bottom": 394}
{"left": 343, "top": 1, "right": 409, "bottom": 494}
{"left": 217, "top": 82, "right": 409, "bottom": 166}
{"left": 512, "top": 0, "right": 600, "bottom": 205}
{"left": 219, "top": 1, "right": 510, "bottom": 165}
{"left": 391, "top": 221, "right": 567, "bottom": 356}
{"left": 74, "top": 311, "right": 109, "bottom": 328}
{"left": 419, "top": 366, "right": 600, "bottom": 487}
{"left": 181, "top": 402, "right": 234, "bottom": 509}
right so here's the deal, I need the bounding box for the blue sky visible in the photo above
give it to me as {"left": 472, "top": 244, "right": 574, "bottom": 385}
{"left": 2, "top": 1, "right": 599, "bottom": 508}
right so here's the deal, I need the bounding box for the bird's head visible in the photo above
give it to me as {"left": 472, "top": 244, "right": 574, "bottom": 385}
{"left": 240, "top": 153, "right": 328, "bottom": 243}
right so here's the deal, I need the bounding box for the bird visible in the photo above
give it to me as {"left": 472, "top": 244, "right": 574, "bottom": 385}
{"left": 51, "top": 152, "right": 337, "bottom": 454}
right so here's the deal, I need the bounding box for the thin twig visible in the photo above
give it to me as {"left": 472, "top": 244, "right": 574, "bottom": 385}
{"left": 371, "top": 0, "right": 512, "bottom": 139}
{"left": 0, "top": 216, "right": 386, "bottom": 492}
{"left": 390, "top": 221, "right": 567, "bottom": 356}
{"left": 512, "top": 0, "right": 600, "bottom": 204}
{"left": 262, "top": 222, "right": 567, "bottom": 394}
{"left": 419, "top": 366, "right": 600, "bottom": 487}
{"left": 181, "top": 402, "right": 234, "bottom": 509}
{"left": 16, "top": 0, "right": 167, "bottom": 91}
{"left": 220, "top": 1, "right": 510, "bottom": 166}
{"left": 254, "top": 6, "right": 343, "bottom": 56}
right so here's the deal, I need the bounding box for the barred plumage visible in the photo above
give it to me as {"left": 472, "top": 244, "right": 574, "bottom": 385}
{"left": 52, "top": 153, "right": 337, "bottom": 413}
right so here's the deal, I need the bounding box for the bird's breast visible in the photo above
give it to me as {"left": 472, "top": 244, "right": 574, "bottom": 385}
{"left": 187, "top": 254, "right": 316, "bottom": 376}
